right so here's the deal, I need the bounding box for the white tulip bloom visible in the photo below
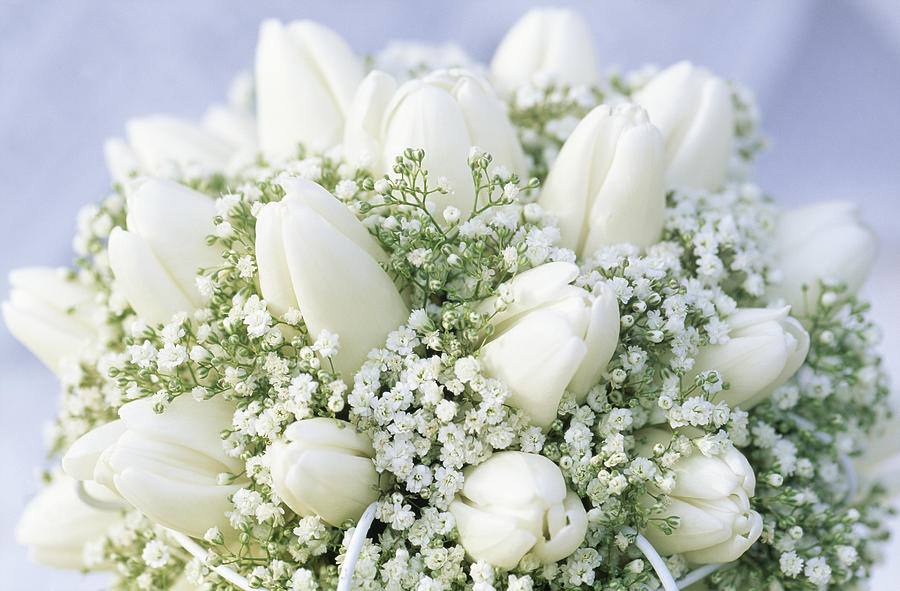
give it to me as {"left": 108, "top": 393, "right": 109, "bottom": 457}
{"left": 538, "top": 103, "right": 666, "bottom": 257}
{"left": 490, "top": 7, "right": 598, "bottom": 93}
{"left": 2, "top": 267, "right": 100, "bottom": 375}
{"left": 344, "top": 68, "right": 527, "bottom": 222}
{"left": 768, "top": 201, "right": 877, "bottom": 314}
{"left": 477, "top": 262, "right": 619, "bottom": 429}
{"left": 256, "top": 178, "right": 408, "bottom": 379}
{"left": 449, "top": 451, "right": 587, "bottom": 569}
{"left": 270, "top": 418, "right": 380, "bottom": 526}
{"left": 633, "top": 61, "right": 734, "bottom": 191}
{"left": 104, "top": 115, "right": 238, "bottom": 184}
{"left": 255, "top": 19, "right": 364, "bottom": 160}
{"left": 638, "top": 428, "right": 763, "bottom": 563}
{"left": 108, "top": 177, "right": 222, "bottom": 325}
{"left": 16, "top": 475, "right": 122, "bottom": 569}
{"left": 686, "top": 307, "right": 809, "bottom": 409}
{"left": 62, "top": 396, "right": 245, "bottom": 538}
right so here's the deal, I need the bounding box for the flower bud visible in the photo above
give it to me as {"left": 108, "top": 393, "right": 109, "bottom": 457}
{"left": 767, "top": 201, "right": 877, "bottom": 314}
{"left": 108, "top": 178, "right": 222, "bottom": 325}
{"left": 538, "top": 103, "right": 665, "bottom": 256}
{"left": 633, "top": 61, "right": 734, "bottom": 191}
{"left": 490, "top": 7, "right": 598, "bottom": 93}
{"left": 3, "top": 267, "right": 100, "bottom": 375}
{"left": 255, "top": 19, "right": 364, "bottom": 160}
{"left": 123, "top": 115, "right": 235, "bottom": 177}
{"left": 270, "top": 418, "right": 380, "bottom": 526}
{"left": 255, "top": 178, "right": 408, "bottom": 379}
{"left": 686, "top": 307, "right": 809, "bottom": 409}
{"left": 449, "top": 451, "right": 587, "bottom": 569}
{"left": 62, "top": 396, "right": 246, "bottom": 538}
{"left": 477, "top": 262, "right": 619, "bottom": 429}
{"left": 16, "top": 475, "right": 122, "bottom": 569}
{"left": 344, "top": 69, "right": 527, "bottom": 222}
{"left": 637, "top": 428, "right": 763, "bottom": 563}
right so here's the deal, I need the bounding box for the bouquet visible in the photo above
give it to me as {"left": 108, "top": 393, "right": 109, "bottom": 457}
{"left": 6, "top": 7, "right": 897, "bottom": 591}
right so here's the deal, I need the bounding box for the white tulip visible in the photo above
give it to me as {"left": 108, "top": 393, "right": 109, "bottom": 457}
{"left": 344, "top": 69, "right": 527, "bottom": 222}
{"left": 449, "top": 451, "right": 587, "bottom": 569}
{"left": 638, "top": 428, "right": 763, "bottom": 563}
{"left": 686, "top": 307, "right": 809, "bottom": 409}
{"left": 108, "top": 177, "right": 221, "bottom": 325}
{"left": 538, "top": 103, "right": 666, "bottom": 256}
{"left": 490, "top": 7, "right": 598, "bottom": 93}
{"left": 633, "top": 61, "right": 734, "bottom": 191}
{"left": 62, "top": 396, "right": 245, "bottom": 538}
{"left": 767, "top": 201, "right": 877, "bottom": 314}
{"left": 270, "top": 418, "right": 380, "bottom": 526}
{"left": 16, "top": 475, "right": 122, "bottom": 569}
{"left": 126, "top": 115, "right": 235, "bottom": 175}
{"left": 477, "top": 262, "right": 619, "bottom": 429}
{"left": 2, "top": 267, "right": 100, "bottom": 375}
{"left": 256, "top": 178, "right": 408, "bottom": 379}
{"left": 255, "top": 19, "right": 364, "bottom": 160}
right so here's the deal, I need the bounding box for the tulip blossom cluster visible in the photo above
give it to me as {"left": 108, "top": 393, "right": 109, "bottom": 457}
{"left": 4, "top": 6, "right": 894, "bottom": 591}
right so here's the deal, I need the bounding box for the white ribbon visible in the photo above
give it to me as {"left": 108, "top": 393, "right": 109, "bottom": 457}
{"left": 635, "top": 532, "right": 728, "bottom": 591}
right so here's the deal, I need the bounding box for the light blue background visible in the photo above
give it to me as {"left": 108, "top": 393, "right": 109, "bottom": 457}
{"left": 1, "top": 1, "right": 898, "bottom": 589}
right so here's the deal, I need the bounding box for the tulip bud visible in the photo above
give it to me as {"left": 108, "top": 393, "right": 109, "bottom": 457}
{"left": 490, "top": 7, "right": 598, "bottom": 93}
{"left": 16, "top": 475, "right": 122, "bottom": 569}
{"left": 637, "top": 428, "right": 763, "bottom": 563}
{"left": 108, "top": 178, "right": 222, "bottom": 325}
{"left": 477, "top": 262, "right": 619, "bottom": 429}
{"left": 255, "top": 178, "right": 408, "bottom": 379}
{"left": 686, "top": 307, "right": 809, "bottom": 409}
{"left": 633, "top": 61, "right": 734, "bottom": 191}
{"left": 767, "top": 201, "right": 877, "bottom": 314}
{"left": 270, "top": 418, "right": 380, "bottom": 526}
{"left": 449, "top": 451, "right": 587, "bottom": 569}
{"left": 255, "top": 19, "right": 364, "bottom": 160}
{"left": 122, "top": 115, "right": 236, "bottom": 177}
{"left": 344, "top": 69, "right": 527, "bottom": 222}
{"left": 2, "top": 267, "right": 100, "bottom": 375}
{"left": 62, "top": 396, "right": 245, "bottom": 538}
{"left": 538, "top": 103, "right": 665, "bottom": 257}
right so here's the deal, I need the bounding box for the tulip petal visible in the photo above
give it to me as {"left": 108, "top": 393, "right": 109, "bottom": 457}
{"left": 255, "top": 200, "right": 300, "bottom": 317}
{"left": 568, "top": 284, "right": 620, "bottom": 399}
{"left": 16, "top": 476, "right": 122, "bottom": 569}
{"left": 531, "top": 491, "right": 588, "bottom": 563}
{"left": 283, "top": 417, "right": 375, "bottom": 456}
{"left": 62, "top": 419, "right": 127, "bottom": 481}
{"left": 114, "top": 467, "right": 239, "bottom": 538}
{"left": 126, "top": 115, "right": 232, "bottom": 174}
{"left": 280, "top": 205, "right": 408, "bottom": 379}
{"left": 108, "top": 227, "right": 194, "bottom": 324}
{"left": 256, "top": 20, "right": 362, "bottom": 159}
{"left": 125, "top": 178, "right": 220, "bottom": 308}
{"left": 282, "top": 449, "right": 379, "bottom": 526}
{"left": 490, "top": 8, "right": 598, "bottom": 93}
{"left": 581, "top": 110, "right": 665, "bottom": 252}
{"left": 381, "top": 81, "right": 476, "bottom": 216}
{"left": 280, "top": 178, "right": 388, "bottom": 264}
{"left": 479, "top": 261, "right": 579, "bottom": 325}
{"left": 665, "top": 77, "right": 733, "bottom": 191}
{"left": 118, "top": 396, "right": 242, "bottom": 473}
{"left": 479, "top": 309, "right": 587, "bottom": 428}
{"left": 344, "top": 70, "right": 399, "bottom": 169}
{"left": 449, "top": 500, "right": 537, "bottom": 570}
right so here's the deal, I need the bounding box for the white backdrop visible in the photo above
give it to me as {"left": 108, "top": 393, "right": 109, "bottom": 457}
{"left": 1, "top": 1, "right": 898, "bottom": 589}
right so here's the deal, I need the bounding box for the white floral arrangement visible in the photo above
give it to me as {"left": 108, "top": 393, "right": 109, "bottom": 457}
{"left": 6, "top": 7, "right": 897, "bottom": 591}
